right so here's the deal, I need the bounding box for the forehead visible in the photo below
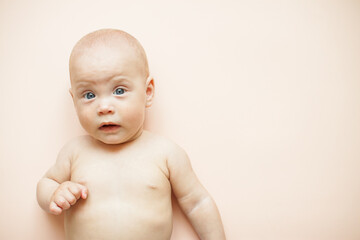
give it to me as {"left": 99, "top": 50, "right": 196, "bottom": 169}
{"left": 70, "top": 44, "right": 143, "bottom": 85}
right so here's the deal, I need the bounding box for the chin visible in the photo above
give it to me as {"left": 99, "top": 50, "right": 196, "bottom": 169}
{"left": 87, "top": 134, "right": 122, "bottom": 145}
{"left": 91, "top": 128, "right": 143, "bottom": 145}
{"left": 98, "top": 137, "right": 125, "bottom": 145}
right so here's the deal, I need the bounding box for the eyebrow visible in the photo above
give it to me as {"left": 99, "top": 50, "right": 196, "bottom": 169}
{"left": 74, "top": 76, "right": 130, "bottom": 89}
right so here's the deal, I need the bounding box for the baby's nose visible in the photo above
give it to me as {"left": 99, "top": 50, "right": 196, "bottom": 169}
{"left": 97, "top": 103, "right": 115, "bottom": 115}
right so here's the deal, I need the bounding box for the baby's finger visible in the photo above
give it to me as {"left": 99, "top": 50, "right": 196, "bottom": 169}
{"left": 54, "top": 195, "right": 71, "bottom": 210}
{"left": 63, "top": 189, "right": 77, "bottom": 205}
{"left": 68, "top": 184, "right": 82, "bottom": 200}
{"left": 81, "top": 188, "right": 88, "bottom": 199}
{"left": 75, "top": 183, "right": 88, "bottom": 199}
{"left": 49, "top": 201, "right": 62, "bottom": 215}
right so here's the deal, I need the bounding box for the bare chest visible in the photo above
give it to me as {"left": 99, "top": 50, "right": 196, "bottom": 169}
{"left": 69, "top": 149, "right": 171, "bottom": 202}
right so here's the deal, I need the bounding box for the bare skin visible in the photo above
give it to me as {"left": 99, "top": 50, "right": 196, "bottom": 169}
{"left": 36, "top": 29, "right": 226, "bottom": 240}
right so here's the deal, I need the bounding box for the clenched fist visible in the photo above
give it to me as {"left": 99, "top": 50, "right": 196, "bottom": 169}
{"left": 49, "top": 181, "right": 88, "bottom": 215}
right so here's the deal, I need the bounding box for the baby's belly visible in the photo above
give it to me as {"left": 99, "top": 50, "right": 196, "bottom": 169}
{"left": 65, "top": 195, "right": 173, "bottom": 240}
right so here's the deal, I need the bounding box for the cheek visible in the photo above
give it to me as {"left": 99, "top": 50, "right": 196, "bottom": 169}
{"left": 76, "top": 105, "right": 94, "bottom": 129}
{"left": 122, "top": 102, "right": 145, "bottom": 124}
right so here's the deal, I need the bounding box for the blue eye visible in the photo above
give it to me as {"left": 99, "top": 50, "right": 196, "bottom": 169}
{"left": 114, "top": 88, "right": 125, "bottom": 95}
{"left": 84, "top": 92, "right": 95, "bottom": 99}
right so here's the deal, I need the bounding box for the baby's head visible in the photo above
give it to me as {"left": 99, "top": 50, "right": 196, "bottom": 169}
{"left": 69, "top": 29, "right": 154, "bottom": 144}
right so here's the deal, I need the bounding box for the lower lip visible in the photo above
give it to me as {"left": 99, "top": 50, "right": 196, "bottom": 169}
{"left": 99, "top": 125, "right": 121, "bottom": 132}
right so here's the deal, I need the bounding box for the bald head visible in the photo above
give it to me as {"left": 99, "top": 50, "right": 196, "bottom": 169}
{"left": 69, "top": 29, "right": 149, "bottom": 82}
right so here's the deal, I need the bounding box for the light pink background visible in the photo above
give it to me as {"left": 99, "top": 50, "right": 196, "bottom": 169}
{"left": 1, "top": 1, "right": 360, "bottom": 239}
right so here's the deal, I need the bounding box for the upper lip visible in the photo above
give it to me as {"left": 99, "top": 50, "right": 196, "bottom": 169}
{"left": 99, "top": 122, "right": 120, "bottom": 128}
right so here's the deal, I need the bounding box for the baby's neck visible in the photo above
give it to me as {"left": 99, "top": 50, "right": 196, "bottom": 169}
{"left": 92, "top": 127, "right": 146, "bottom": 148}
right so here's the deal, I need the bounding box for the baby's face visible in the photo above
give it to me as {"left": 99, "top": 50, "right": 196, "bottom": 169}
{"left": 69, "top": 44, "right": 153, "bottom": 144}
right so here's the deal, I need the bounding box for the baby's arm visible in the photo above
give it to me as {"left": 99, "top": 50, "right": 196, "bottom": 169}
{"left": 167, "top": 143, "right": 226, "bottom": 240}
{"left": 36, "top": 140, "right": 87, "bottom": 215}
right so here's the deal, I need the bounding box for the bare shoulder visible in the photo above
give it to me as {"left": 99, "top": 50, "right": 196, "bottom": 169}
{"left": 44, "top": 135, "right": 92, "bottom": 182}
{"left": 58, "top": 135, "right": 93, "bottom": 161}
{"left": 142, "top": 131, "right": 187, "bottom": 157}
{"left": 142, "top": 131, "right": 190, "bottom": 169}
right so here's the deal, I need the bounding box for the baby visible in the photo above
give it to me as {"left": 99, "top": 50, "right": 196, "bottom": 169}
{"left": 36, "top": 29, "right": 226, "bottom": 240}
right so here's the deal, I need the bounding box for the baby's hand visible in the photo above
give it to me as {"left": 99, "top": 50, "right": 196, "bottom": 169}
{"left": 49, "top": 181, "right": 88, "bottom": 215}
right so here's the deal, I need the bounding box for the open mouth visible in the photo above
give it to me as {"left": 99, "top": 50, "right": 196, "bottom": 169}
{"left": 99, "top": 123, "right": 121, "bottom": 132}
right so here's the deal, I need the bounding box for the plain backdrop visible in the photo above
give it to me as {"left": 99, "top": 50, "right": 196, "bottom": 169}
{"left": 1, "top": 0, "right": 360, "bottom": 239}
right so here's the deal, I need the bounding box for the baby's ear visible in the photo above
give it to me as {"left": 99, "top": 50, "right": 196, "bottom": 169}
{"left": 145, "top": 76, "right": 155, "bottom": 108}
{"left": 69, "top": 88, "right": 74, "bottom": 100}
